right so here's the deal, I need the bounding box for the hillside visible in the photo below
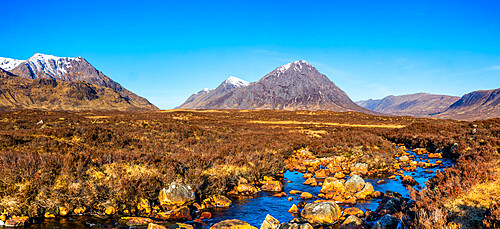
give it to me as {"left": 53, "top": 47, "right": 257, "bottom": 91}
{"left": 356, "top": 93, "right": 460, "bottom": 117}
{"left": 434, "top": 88, "right": 500, "bottom": 121}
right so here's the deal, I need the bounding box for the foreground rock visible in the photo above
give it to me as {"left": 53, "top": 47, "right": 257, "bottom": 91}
{"left": 156, "top": 206, "right": 192, "bottom": 221}
{"left": 372, "top": 214, "right": 399, "bottom": 229}
{"left": 260, "top": 214, "right": 280, "bottom": 229}
{"left": 159, "top": 182, "right": 195, "bottom": 206}
{"left": 300, "top": 202, "right": 341, "bottom": 225}
{"left": 204, "top": 195, "right": 232, "bottom": 208}
{"left": 279, "top": 222, "right": 313, "bottom": 229}
{"left": 344, "top": 175, "right": 365, "bottom": 193}
{"left": 5, "top": 216, "right": 29, "bottom": 227}
{"left": 340, "top": 215, "right": 363, "bottom": 229}
{"left": 211, "top": 219, "right": 257, "bottom": 229}
{"left": 261, "top": 180, "right": 284, "bottom": 192}
{"left": 120, "top": 217, "right": 153, "bottom": 226}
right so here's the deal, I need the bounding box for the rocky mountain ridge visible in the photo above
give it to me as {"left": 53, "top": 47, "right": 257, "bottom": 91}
{"left": 0, "top": 53, "right": 157, "bottom": 111}
{"left": 179, "top": 60, "right": 375, "bottom": 114}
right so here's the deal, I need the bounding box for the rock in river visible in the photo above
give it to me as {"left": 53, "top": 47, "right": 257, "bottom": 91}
{"left": 261, "top": 180, "right": 284, "bottom": 192}
{"left": 260, "top": 214, "right": 279, "bottom": 229}
{"left": 159, "top": 182, "right": 195, "bottom": 206}
{"left": 300, "top": 202, "right": 342, "bottom": 225}
{"left": 211, "top": 219, "right": 257, "bottom": 229}
{"left": 344, "top": 175, "right": 365, "bottom": 193}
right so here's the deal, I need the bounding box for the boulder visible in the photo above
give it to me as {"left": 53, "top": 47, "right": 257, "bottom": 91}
{"left": 289, "top": 190, "right": 302, "bottom": 195}
{"left": 300, "top": 192, "right": 313, "bottom": 199}
{"left": 302, "top": 178, "right": 317, "bottom": 186}
{"left": 203, "top": 195, "right": 232, "bottom": 208}
{"left": 342, "top": 207, "right": 364, "bottom": 217}
{"left": 120, "top": 217, "right": 153, "bottom": 226}
{"left": 320, "top": 177, "right": 345, "bottom": 194}
{"left": 314, "top": 169, "right": 328, "bottom": 178}
{"left": 156, "top": 206, "right": 191, "bottom": 221}
{"left": 236, "top": 183, "right": 259, "bottom": 194}
{"left": 279, "top": 223, "right": 313, "bottom": 229}
{"left": 334, "top": 172, "right": 345, "bottom": 179}
{"left": 350, "top": 163, "right": 368, "bottom": 175}
{"left": 148, "top": 223, "right": 167, "bottom": 229}
{"left": 398, "top": 155, "right": 410, "bottom": 163}
{"left": 344, "top": 175, "right": 365, "bottom": 193}
{"left": 401, "top": 176, "right": 418, "bottom": 186}
{"left": 428, "top": 153, "right": 442, "bottom": 159}
{"left": 341, "top": 215, "right": 363, "bottom": 228}
{"left": 5, "top": 216, "right": 29, "bottom": 227}
{"left": 211, "top": 219, "right": 257, "bottom": 229}
{"left": 288, "top": 204, "right": 300, "bottom": 214}
{"left": 261, "top": 180, "right": 284, "bottom": 192}
{"left": 302, "top": 173, "right": 313, "bottom": 179}
{"left": 372, "top": 214, "right": 398, "bottom": 229}
{"left": 354, "top": 182, "right": 374, "bottom": 200}
{"left": 159, "top": 182, "right": 195, "bottom": 206}
{"left": 200, "top": 212, "right": 212, "bottom": 219}
{"left": 300, "top": 202, "right": 342, "bottom": 225}
{"left": 261, "top": 214, "right": 280, "bottom": 229}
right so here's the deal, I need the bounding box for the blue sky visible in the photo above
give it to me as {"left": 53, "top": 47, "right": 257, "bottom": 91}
{"left": 1, "top": 0, "right": 499, "bottom": 109}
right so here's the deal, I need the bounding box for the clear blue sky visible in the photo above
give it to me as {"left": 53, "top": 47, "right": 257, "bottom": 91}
{"left": 1, "top": 0, "right": 499, "bottom": 109}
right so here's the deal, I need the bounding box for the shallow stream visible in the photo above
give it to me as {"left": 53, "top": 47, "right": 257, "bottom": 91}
{"left": 24, "top": 148, "right": 453, "bottom": 228}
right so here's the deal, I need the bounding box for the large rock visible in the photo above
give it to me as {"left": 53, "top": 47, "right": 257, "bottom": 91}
{"left": 211, "top": 219, "right": 257, "bottom": 229}
{"left": 300, "top": 202, "right": 342, "bottom": 225}
{"left": 148, "top": 223, "right": 167, "bottom": 229}
{"left": 5, "top": 216, "right": 29, "bottom": 227}
{"left": 320, "top": 177, "right": 345, "bottom": 194}
{"left": 159, "top": 182, "right": 195, "bottom": 206}
{"left": 120, "top": 217, "right": 153, "bottom": 226}
{"left": 372, "top": 214, "right": 398, "bottom": 229}
{"left": 236, "top": 183, "right": 259, "bottom": 194}
{"left": 344, "top": 175, "right": 365, "bottom": 193}
{"left": 261, "top": 180, "right": 284, "bottom": 192}
{"left": 350, "top": 163, "right": 368, "bottom": 175}
{"left": 203, "top": 195, "right": 232, "bottom": 208}
{"left": 354, "top": 182, "right": 374, "bottom": 200}
{"left": 340, "top": 215, "right": 363, "bottom": 229}
{"left": 303, "top": 178, "right": 317, "bottom": 186}
{"left": 279, "top": 223, "right": 313, "bottom": 229}
{"left": 261, "top": 214, "right": 280, "bottom": 229}
{"left": 156, "top": 206, "right": 192, "bottom": 221}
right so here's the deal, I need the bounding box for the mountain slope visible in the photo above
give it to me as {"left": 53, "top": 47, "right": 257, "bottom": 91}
{"left": 434, "top": 88, "right": 500, "bottom": 121}
{"left": 179, "top": 60, "right": 375, "bottom": 114}
{"left": 0, "top": 53, "right": 157, "bottom": 111}
{"left": 356, "top": 93, "right": 460, "bottom": 117}
{"left": 0, "top": 68, "right": 155, "bottom": 111}
{"left": 179, "top": 76, "right": 249, "bottom": 109}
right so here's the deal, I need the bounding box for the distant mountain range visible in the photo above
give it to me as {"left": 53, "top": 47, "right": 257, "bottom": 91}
{"left": 0, "top": 53, "right": 156, "bottom": 111}
{"left": 356, "top": 93, "right": 461, "bottom": 117}
{"left": 179, "top": 60, "right": 375, "bottom": 114}
{"left": 433, "top": 88, "right": 500, "bottom": 121}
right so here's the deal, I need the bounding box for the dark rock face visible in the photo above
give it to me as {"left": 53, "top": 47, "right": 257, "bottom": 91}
{"left": 356, "top": 93, "right": 460, "bottom": 117}
{"left": 180, "top": 60, "right": 375, "bottom": 114}
{"left": 435, "top": 88, "right": 500, "bottom": 121}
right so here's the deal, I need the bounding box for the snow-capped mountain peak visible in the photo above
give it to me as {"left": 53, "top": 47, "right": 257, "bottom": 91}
{"left": 0, "top": 57, "right": 24, "bottom": 71}
{"left": 276, "top": 60, "right": 313, "bottom": 75}
{"left": 25, "top": 53, "right": 81, "bottom": 77}
{"left": 222, "top": 76, "right": 250, "bottom": 88}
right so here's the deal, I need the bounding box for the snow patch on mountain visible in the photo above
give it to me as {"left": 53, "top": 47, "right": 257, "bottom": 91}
{"left": 276, "top": 60, "right": 312, "bottom": 76}
{"left": 0, "top": 57, "right": 24, "bottom": 71}
{"left": 223, "top": 76, "right": 250, "bottom": 88}
{"left": 25, "top": 53, "right": 80, "bottom": 77}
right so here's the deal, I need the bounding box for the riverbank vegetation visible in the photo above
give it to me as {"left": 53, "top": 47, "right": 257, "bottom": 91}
{"left": 0, "top": 109, "right": 498, "bottom": 228}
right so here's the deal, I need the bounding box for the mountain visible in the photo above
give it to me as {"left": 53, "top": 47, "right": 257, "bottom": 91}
{"left": 179, "top": 60, "right": 375, "bottom": 113}
{"left": 356, "top": 93, "right": 460, "bottom": 117}
{"left": 434, "top": 88, "right": 500, "bottom": 121}
{"left": 179, "top": 76, "right": 249, "bottom": 109}
{"left": 0, "top": 53, "right": 157, "bottom": 111}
